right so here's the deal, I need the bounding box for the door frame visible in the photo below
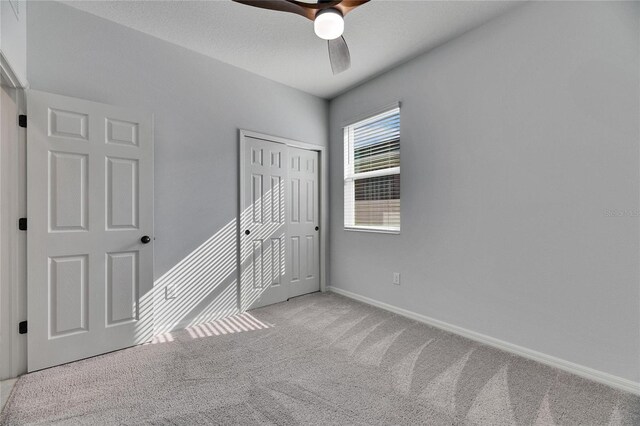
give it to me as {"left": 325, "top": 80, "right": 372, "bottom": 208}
{"left": 237, "top": 129, "right": 327, "bottom": 311}
{"left": 0, "top": 74, "right": 27, "bottom": 380}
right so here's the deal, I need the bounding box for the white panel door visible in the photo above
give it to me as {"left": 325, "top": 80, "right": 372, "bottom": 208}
{"left": 287, "top": 147, "right": 319, "bottom": 298}
{"left": 240, "top": 137, "right": 288, "bottom": 310}
{"left": 27, "top": 90, "right": 153, "bottom": 371}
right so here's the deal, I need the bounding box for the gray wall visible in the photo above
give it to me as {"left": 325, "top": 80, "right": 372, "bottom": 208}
{"left": 329, "top": 1, "right": 640, "bottom": 383}
{"left": 27, "top": 1, "right": 328, "bottom": 333}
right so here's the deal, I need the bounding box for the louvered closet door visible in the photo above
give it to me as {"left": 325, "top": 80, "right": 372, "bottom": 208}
{"left": 27, "top": 90, "right": 154, "bottom": 371}
{"left": 287, "top": 146, "right": 319, "bottom": 299}
{"left": 240, "top": 137, "right": 289, "bottom": 310}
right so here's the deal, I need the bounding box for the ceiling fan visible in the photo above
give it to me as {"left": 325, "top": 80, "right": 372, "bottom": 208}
{"left": 231, "top": 0, "right": 370, "bottom": 74}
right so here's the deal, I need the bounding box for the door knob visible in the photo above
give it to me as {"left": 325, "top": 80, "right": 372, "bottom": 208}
{"left": 315, "top": 226, "right": 319, "bottom": 231}
{"left": 141, "top": 235, "right": 151, "bottom": 244}
{"left": 245, "top": 230, "right": 251, "bottom": 235}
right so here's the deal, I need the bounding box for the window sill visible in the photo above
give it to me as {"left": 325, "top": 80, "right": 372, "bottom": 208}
{"left": 344, "top": 226, "right": 400, "bottom": 235}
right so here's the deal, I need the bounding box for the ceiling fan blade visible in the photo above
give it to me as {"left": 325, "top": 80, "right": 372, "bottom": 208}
{"left": 288, "top": 0, "right": 341, "bottom": 12}
{"left": 231, "top": 0, "right": 313, "bottom": 20}
{"left": 287, "top": 0, "right": 369, "bottom": 18}
{"left": 328, "top": 36, "right": 351, "bottom": 75}
{"left": 334, "top": 0, "right": 370, "bottom": 17}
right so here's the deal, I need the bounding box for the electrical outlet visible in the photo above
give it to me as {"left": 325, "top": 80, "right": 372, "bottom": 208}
{"left": 393, "top": 272, "right": 401, "bottom": 285}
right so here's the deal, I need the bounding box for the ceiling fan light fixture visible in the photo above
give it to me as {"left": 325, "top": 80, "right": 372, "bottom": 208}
{"left": 314, "top": 8, "right": 344, "bottom": 40}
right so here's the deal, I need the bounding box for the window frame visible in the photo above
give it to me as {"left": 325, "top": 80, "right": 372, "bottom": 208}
{"left": 343, "top": 106, "right": 401, "bottom": 234}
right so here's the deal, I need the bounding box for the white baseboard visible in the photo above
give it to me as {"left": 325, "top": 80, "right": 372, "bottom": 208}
{"left": 327, "top": 286, "right": 640, "bottom": 396}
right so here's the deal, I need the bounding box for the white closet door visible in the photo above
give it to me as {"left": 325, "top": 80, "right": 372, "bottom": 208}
{"left": 27, "top": 90, "right": 154, "bottom": 371}
{"left": 240, "top": 136, "right": 289, "bottom": 310}
{"left": 287, "top": 146, "right": 319, "bottom": 299}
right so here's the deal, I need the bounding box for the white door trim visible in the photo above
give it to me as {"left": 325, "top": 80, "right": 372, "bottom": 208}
{"left": 0, "top": 50, "right": 29, "bottom": 90}
{"left": 237, "top": 129, "right": 327, "bottom": 310}
{"left": 0, "top": 83, "right": 27, "bottom": 380}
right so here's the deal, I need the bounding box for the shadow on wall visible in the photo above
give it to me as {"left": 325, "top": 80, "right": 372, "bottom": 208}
{"left": 153, "top": 180, "right": 285, "bottom": 334}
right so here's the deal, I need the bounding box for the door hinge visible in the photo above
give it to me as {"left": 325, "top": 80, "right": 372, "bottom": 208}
{"left": 18, "top": 321, "right": 27, "bottom": 334}
{"left": 18, "top": 218, "right": 27, "bottom": 231}
{"left": 18, "top": 114, "right": 27, "bottom": 128}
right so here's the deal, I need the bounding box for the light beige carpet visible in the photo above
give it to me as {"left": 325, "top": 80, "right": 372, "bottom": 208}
{"left": 1, "top": 292, "right": 638, "bottom": 425}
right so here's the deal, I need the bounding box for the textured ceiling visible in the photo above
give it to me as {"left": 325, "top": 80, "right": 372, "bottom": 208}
{"left": 63, "top": 0, "right": 522, "bottom": 99}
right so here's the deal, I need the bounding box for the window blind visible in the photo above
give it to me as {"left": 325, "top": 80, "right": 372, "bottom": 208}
{"left": 344, "top": 107, "right": 400, "bottom": 232}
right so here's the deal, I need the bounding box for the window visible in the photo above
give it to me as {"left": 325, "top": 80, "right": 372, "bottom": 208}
{"left": 344, "top": 106, "right": 400, "bottom": 233}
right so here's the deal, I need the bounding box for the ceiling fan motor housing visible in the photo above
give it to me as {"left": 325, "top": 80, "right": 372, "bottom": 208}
{"left": 314, "top": 8, "right": 344, "bottom": 40}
